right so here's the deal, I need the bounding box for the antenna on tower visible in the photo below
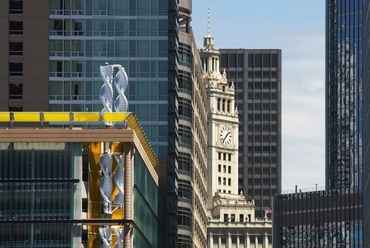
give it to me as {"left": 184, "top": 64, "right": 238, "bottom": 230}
{"left": 207, "top": 7, "right": 211, "bottom": 36}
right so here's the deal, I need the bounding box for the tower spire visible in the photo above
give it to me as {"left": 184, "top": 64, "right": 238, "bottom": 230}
{"left": 207, "top": 7, "right": 211, "bottom": 36}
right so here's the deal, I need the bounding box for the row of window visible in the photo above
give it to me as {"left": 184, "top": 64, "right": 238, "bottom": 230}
{"left": 178, "top": 207, "right": 192, "bottom": 228}
{"left": 218, "top": 177, "right": 232, "bottom": 187}
{"left": 220, "top": 52, "right": 278, "bottom": 68}
{"left": 178, "top": 153, "right": 192, "bottom": 174}
{"left": 178, "top": 180, "right": 192, "bottom": 202}
{"left": 248, "top": 156, "right": 278, "bottom": 163}
{"left": 248, "top": 113, "right": 278, "bottom": 121}
{"left": 9, "top": 42, "right": 23, "bottom": 55}
{"left": 7, "top": 61, "right": 167, "bottom": 79}
{"left": 247, "top": 167, "right": 278, "bottom": 174}
{"left": 218, "top": 152, "right": 232, "bottom": 161}
{"left": 218, "top": 164, "right": 232, "bottom": 174}
{"left": 50, "top": 18, "right": 167, "bottom": 37}
{"left": 213, "top": 234, "right": 272, "bottom": 244}
{"left": 9, "top": 0, "right": 23, "bottom": 14}
{"left": 216, "top": 98, "right": 232, "bottom": 113}
{"left": 9, "top": 83, "right": 23, "bottom": 99}
{"left": 50, "top": 80, "right": 167, "bottom": 101}
{"left": 179, "top": 125, "right": 192, "bottom": 148}
{"left": 9, "top": 21, "right": 23, "bottom": 35}
{"left": 247, "top": 81, "right": 279, "bottom": 89}
{"left": 178, "top": 98, "right": 192, "bottom": 122}
{"left": 247, "top": 124, "right": 278, "bottom": 131}
{"left": 50, "top": 39, "right": 168, "bottom": 58}
{"left": 49, "top": 60, "right": 168, "bottom": 78}
{"left": 247, "top": 135, "right": 278, "bottom": 142}
{"left": 222, "top": 213, "right": 251, "bottom": 223}
{"left": 49, "top": 0, "right": 168, "bottom": 16}
{"left": 246, "top": 92, "right": 278, "bottom": 100}
{"left": 247, "top": 70, "right": 278, "bottom": 79}
{"left": 248, "top": 146, "right": 278, "bottom": 153}
{"left": 246, "top": 178, "right": 278, "bottom": 186}
{"left": 247, "top": 103, "right": 278, "bottom": 111}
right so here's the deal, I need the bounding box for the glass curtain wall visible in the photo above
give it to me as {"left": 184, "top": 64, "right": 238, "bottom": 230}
{"left": 326, "top": 0, "right": 363, "bottom": 190}
{"left": 48, "top": 0, "right": 170, "bottom": 157}
{"left": 0, "top": 142, "right": 80, "bottom": 247}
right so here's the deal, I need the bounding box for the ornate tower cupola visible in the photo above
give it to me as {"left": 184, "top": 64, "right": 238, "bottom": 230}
{"left": 200, "top": 8, "right": 220, "bottom": 73}
{"left": 200, "top": 8, "right": 239, "bottom": 209}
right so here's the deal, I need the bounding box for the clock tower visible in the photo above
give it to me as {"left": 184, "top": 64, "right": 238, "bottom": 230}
{"left": 199, "top": 12, "right": 239, "bottom": 209}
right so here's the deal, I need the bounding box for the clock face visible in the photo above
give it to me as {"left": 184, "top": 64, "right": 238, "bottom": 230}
{"left": 220, "top": 126, "right": 232, "bottom": 146}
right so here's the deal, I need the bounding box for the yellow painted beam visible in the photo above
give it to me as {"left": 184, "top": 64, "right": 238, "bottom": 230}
{"left": 13, "top": 112, "right": 41, "bottom": 122}
{"left": 102, "top": 112, "right": 130, "bottom": 122}
{"left": 73, "top": 112, "right": 100, "bottom": 122}
{"left": 43, "top": 112, "right": 70, "bottom": 122}
{"left": 0, "top": 112, "right": 133, "bottom": 123}
{"left": 0, "top": 112, "right": 11, "bottom": 122}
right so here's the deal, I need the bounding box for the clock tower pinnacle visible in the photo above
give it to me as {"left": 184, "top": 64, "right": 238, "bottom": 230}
{"left": 200, "top": 10, "right": 239, "bottom": 209}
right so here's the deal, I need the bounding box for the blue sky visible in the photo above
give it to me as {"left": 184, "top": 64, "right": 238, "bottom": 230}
{"left": 191, "top": 1, "right": 326, "bottom": 191}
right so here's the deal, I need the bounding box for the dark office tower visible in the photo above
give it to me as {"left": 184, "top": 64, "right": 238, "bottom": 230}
{"left": 220, "top": 49, "right": 282, "bottom": 218}
{"left": 363, "top": 0, "right": 370, "bottom": 246}
{"left": 326, "top": 0, "right": 363, "bottom": 190}
{"left": 0, "top": 0, "right": 49, "bottom": 111}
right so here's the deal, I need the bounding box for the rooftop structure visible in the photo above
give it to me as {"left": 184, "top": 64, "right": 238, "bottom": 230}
{"left": 0, "top": 111, "right": 165, "bottom": 247}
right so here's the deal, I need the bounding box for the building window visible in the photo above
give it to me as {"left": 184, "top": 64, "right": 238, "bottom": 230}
{"left": 228, "top": 178, "right": 231, "bottom": 186}
{"left": 9, "top": 0, "right": 23, "bottom": 14}
{"left": 228, "top": 166, "right": 231, "bottom": 174}
{"left": 213, "top": 235, "right": 219, "bottom": 244}
{"left": 9, "top": 106, "right": 22, "bottom": 111}
{"left": 231, "top": 214, "right": 235, "bottom": 222}
{"left": 218, "top": 177, "right": 221, "bottom": 185}
{"left": 240, "top": 214, "right": 244, "bottom": 222}
{"left": 218, "top": 164, "right": 221, "bottom": 172}
{"left": 223, "top": 177, "right": 226, "bottom": 185}
{"left": 228, "top": 154, "right": 231, "bottom": 161}
{"left": 231, "top": 235, "right": 237, "bottom": 243}
{"left": 9, "top": 83, "right": 23, "bottom": 99}
{"left": 178, "top": 207, "right": 192, "bottom": 229}
{"left": 9, "top": 42, "right": 23, "bottom": 55}
{"left": 223, "top": 165, "right": 226, "bottom": 173}
{"left": 221, "top": 236, "right": 226, "bottom": 244}
{"left": 9, "top": 21, "right": 23, "bottom": 35}
{"left": 9, "top": 63, "right": 23, "bottom": 76}
{"left": 240, "top": 235, "right": 245, "bottom": 244}
{"left": 224, "top": 214, "right": 228, "bottom": 222}
{"left": 178, "top": 180, "right": 192, "bottom": 203}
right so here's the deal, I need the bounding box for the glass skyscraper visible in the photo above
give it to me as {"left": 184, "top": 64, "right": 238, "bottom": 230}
{"left": 273, "top": 1, "right": 364, "bottom": 246}
{"left": 362, "top": 0, "right": 370, "bottom": 247}
{"left": 326, "top": 0, "right": 363, "bottom": 190}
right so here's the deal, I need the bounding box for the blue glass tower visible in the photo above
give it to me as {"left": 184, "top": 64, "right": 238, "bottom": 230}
{"left": 273, "top": 1, "right": 365, "bottom": 246}
{"left": 362, "top": 0, "right": 370, "bottom": 247}
{"left": 326, "top": 0, "right": 363, "bottom": 190}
